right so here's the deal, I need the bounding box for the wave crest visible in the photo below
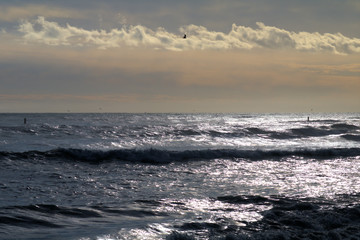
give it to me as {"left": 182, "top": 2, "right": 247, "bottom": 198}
{"left": 2, "top": 147, "right": 360, "bottom": 164}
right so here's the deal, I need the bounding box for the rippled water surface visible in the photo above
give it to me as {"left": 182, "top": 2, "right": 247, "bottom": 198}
{"left": 1, "top": 113, "right": 360, "bottom": 239}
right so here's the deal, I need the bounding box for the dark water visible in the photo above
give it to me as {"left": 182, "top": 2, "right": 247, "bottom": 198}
{"left": 1, "top": 113, "right": 360, "bottom": 239}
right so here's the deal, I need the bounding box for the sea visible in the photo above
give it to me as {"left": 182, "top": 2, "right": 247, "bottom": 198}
{"left": 1, "top": 113, "right": 360, "bottom": 240}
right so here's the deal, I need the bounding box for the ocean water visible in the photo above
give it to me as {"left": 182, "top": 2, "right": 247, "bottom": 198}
{"left": 1, "top": 113, "right": 360, "bottom": 240}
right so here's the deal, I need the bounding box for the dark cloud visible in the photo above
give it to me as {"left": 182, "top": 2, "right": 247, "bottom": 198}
{"left": 1, "top": 0, "right": 359, "bottom": 37}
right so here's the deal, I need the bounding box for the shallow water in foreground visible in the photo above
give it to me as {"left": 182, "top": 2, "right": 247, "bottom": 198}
{"left": 1, "top": 113, "right": 360, "bottom": 239}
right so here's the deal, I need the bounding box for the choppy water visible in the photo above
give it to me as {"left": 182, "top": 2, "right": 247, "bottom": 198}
{"left": 1, "top": 113, "right": 360, "bottom": 239}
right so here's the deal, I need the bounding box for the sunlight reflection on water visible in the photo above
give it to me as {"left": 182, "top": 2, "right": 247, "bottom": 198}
{"left": 204, "top": 157, "right": 360, "bottom": 199}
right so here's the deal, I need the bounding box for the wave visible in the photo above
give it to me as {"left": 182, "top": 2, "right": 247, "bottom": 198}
{"left": 169, "top": 194, "right": 360, "bottom": 240}
{"left": 1, "top": 147, "right": 360, "bottom": 164}
{"left": 1, "top": 121, "right": 358, "bottom": 137}
{"left": 0, "top": 204, "right": 167, "bottom": 230}
{"left": 247, "top": 124, "right": 359, "bottom": 140}
{"left": 341, "top": 134, "right": 360, "bottom": 142}
{"left": 331, "top": 123, "right": 359, "bottom": 130}
{"left": 0, "top": 215, "right": 62, "bottom": 229}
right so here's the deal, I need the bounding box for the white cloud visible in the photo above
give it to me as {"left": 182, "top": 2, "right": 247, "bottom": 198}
{"left": 18, "top": 16, "right": 360, "bottom": 54}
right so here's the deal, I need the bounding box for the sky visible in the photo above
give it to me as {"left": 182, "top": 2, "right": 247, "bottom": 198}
{"left": 0, "top": 0, "right": 359, "bottom": 113}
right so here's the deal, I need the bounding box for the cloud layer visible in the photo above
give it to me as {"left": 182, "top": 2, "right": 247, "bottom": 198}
{"left": 18, "top": 17, "right": 360, "bottom": 54}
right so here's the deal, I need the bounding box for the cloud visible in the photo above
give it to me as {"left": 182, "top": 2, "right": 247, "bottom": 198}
{"left": 0, "top": 5, "right": 85, "bottom": 21}
{"left": 18, "top": 16, "right": 360, "bottom": 54}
